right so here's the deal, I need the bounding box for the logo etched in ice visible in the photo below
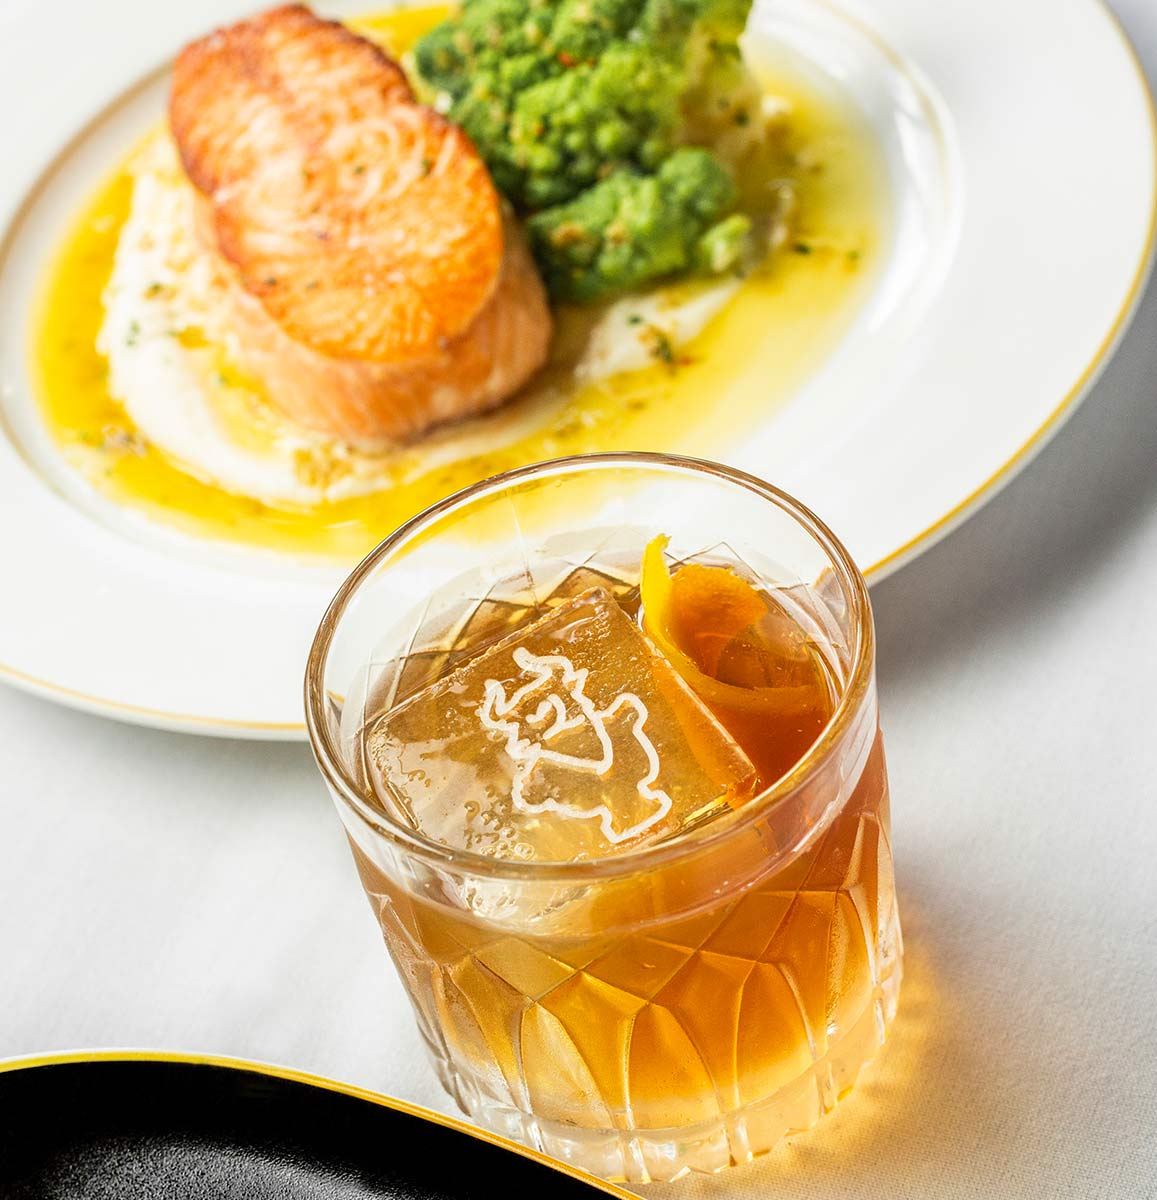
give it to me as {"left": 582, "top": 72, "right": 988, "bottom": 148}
{"left": 479, "top": 647, "right": 673, "bottom": 844}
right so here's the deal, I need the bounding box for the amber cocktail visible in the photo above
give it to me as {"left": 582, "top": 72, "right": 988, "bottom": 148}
{"left": 306, "top": 454, "right": 901, "bottom": 1182}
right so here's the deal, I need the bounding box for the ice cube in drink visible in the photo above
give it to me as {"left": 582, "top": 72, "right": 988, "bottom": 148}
{"left": 316, "top": 494, "right": 900, "bottom": 1183}
{"left": 366, "top": 587, "right": 758, "bottom": 862}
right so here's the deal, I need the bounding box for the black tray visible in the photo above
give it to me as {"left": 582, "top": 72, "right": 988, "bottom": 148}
{"left": 0, "top": 1053, "right": 634, "bottom": 1199}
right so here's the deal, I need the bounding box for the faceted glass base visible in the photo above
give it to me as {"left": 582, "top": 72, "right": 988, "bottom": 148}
{"left": 427, "top": 939, "right": 901, "bottom": 1183}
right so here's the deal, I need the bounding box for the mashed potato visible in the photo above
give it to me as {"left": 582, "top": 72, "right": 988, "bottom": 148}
{"left": 98, "top": 132, "right": 745, "bottom": 507}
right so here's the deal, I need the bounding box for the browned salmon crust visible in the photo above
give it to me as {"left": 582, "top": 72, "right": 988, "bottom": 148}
{"left": 171, "top": 4, "right": 502, "bottom": 363}
{"left": 168, "top": 4, "right": 552, "bottom": 443}
{"left": 216, "top": 213, "right": 553, "bottom": 444}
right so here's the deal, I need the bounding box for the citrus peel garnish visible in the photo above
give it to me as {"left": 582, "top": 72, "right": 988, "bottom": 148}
{"left": 640, "top": 536, "right": 822, "bottom": 715}
{"left": 639, "top": 535, "right": 834, "bottom": 787}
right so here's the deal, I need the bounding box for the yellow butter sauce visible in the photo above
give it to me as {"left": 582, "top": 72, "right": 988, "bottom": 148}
{"left": 31, "top": 6, "right": 887, "bottom": 561}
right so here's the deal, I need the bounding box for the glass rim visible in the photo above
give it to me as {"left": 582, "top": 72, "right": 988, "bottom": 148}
{"left": 305, "top": 452, "right": 875, "bottom": 882}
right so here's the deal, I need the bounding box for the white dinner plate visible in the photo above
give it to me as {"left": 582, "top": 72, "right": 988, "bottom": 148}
{"left": 0, "top": 0, "right": 1152, "bottom": 736}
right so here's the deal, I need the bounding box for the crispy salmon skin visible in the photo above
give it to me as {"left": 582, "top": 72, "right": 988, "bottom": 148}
{"left": 168, "top": 5, "right": 551, "bottom": 442}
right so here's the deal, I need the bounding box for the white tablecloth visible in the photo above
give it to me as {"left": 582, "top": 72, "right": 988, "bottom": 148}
{"left": 3, "top": 5, "right": 1156, "bottom": 1195}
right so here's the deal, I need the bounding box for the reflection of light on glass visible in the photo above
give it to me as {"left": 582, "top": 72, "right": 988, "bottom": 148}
{"left": 647, "top": 913, "right": 940, "bottom": 1197}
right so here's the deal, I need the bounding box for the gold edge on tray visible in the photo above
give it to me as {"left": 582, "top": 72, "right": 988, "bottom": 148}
{"left": 0, "top": 1048, "right": 641, "bottom": 1200}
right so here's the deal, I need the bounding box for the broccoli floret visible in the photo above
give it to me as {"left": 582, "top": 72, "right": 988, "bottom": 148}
{"left": 552, "top": 0, "right": 648, "bottom": 62}
{"left": 413, "top": 0, "right": 555, "bottom": 100}
{"left": 527, "top": 148, "right": 749, "bottom": 302}
{"left": 510, "top": 44, "right": 682, "bottom": 208}
{"left": 417, "top": 0, "right": 751, "bottom": 205}
{"left": 415, "top": 0, "right": 756, "bottom": 301}
{"left": 694, "top": 212, "right": 753, "bottom": 274}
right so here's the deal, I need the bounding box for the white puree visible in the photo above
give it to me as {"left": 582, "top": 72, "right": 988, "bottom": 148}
{"left": 99, "top": 133, "right": 738, "bottom": 506}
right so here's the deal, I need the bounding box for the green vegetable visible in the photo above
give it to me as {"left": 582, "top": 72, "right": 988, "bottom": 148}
{"left": 527, "top": 148, "right": 751, "bottom": 302}
{"left": 694, "top": 212, "right": 754, "bottom": 275}
{"left": 414, "top": 0, "right": 756, "bottom": 301}
{"left": 507, "top": 43, "right": 681, "bottom": 209}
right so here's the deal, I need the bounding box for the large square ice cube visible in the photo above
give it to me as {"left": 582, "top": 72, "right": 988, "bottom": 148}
{"left": 366, "top": 588, "right": 757, "bottom": 862}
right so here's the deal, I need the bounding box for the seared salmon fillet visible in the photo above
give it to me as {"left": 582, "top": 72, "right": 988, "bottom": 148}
{"left": 169, "top": 4, "right": 551, "bottom": 444}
